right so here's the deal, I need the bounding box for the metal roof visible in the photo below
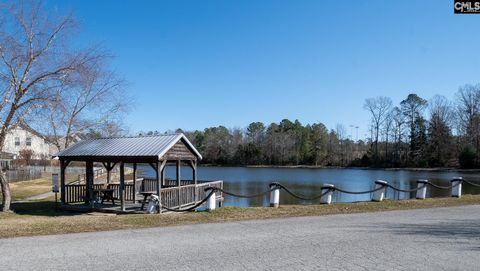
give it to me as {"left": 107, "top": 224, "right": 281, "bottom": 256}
{"left": 53, "top": 133, "right": 202, "bottom": 159}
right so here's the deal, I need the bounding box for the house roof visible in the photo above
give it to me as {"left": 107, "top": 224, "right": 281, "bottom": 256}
{"left": 53, "top": 133, "right": 202, "bottom": 160}
{"left": 11, "top": 122, "right": 47, "bottom": 140}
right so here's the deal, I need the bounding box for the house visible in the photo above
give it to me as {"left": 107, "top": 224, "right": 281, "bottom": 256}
{"left": 2, "top": 123, "right": 52, "bottom": 160}
{"left": 48, "top": 133, "right": 83, "bottom": 155}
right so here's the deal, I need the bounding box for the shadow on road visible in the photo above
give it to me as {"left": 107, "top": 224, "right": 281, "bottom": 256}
{"left": 361, "top": 218, "right": 480, "bottom": 243}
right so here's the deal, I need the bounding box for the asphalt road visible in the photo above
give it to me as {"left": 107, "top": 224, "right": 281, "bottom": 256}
{"left": 1, "top": 205, "right": 479, "bottom": 271}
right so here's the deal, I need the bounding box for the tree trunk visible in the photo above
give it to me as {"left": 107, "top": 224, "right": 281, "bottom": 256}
{"left": 0, "top": 172, "right": 11, "bottom": 212}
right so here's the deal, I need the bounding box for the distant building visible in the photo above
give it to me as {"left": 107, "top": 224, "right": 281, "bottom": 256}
{"left": 48, "top": 133, "right": 83, "bottom": 155}
{"left": 2, "top": 123, "right": 52, "bottom": 159}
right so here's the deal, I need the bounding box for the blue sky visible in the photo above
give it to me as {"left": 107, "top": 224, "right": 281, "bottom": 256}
{"left": 47, "top": 0, "right": 480, "bottom": 139}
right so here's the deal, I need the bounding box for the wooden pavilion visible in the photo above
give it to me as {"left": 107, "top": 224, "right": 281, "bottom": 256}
{"left": 53, "top": 133, "right": 222, "bottom": 213}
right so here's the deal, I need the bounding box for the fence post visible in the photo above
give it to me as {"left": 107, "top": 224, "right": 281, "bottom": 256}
{"left": 451, "top": 177, "right": 462, "bottom": 198}
{"left": 320, "top": 184, "right": 334, "bottom": 204}
{"left": 206, "top": 188, "right": 216, "bottom": 211}
{"left": 269, "top": 183, "right": 280, "bottom": 208}
{"left": 372, "top": 180, "right": 388, "bottom": 202}
{"left": 416, "top": 179, "right": 428, "bottom": 199}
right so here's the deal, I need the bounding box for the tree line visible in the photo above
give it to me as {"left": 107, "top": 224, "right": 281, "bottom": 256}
{"left": 363, "top": 86, "right": 480, "bottom": 169}
{"left": 140, "top": 86, "right": 480, "bottom": 169}
{"left": 141, "top": 120, "right": 368, "bottom": 167}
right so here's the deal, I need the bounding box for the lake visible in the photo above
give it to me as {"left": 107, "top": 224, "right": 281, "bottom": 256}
{"left": 137, "top": 166, "right": 480, "bottom": 207}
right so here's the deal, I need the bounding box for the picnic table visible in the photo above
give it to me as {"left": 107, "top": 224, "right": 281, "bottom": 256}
{"left": 93, "top": 189, "right": 116, "bottom": 204}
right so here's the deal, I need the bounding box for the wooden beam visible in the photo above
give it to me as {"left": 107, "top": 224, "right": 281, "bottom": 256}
{"left": 159, "top": 160, "right": 167, "bottom": 172}
{"left": 149, "top": 162, "right": 157, "bottom": 172}
{"left": 187, "top": 160, "right": 195, "bottom": 170}
{"left": 102, "top": 162, "right": 117, "bottom": 171}
{"left": 64, "top": 160, "right": 71, "bottom": 168}
{"left": 120, "top": 162, "right": 125, "bottom": 211}
{"left": 102, "top": 162, "right": 117, "bottom": 184}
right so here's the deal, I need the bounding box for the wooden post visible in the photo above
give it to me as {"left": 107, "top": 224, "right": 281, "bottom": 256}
{"left": 192, "top": 160, "right": 197, "bottom": 184}
{"left": 132, "top": 163, "right": 137, "bottom": 203}
{"left": 176, "top": 160, "right": 181, "bottom": 207}
{"left": 155, "top": 162, "right": 161, "bottom": 213}
{"left": 106, "top": 162, "right": 111, "bottom": 184}
{"left": 159, "top": 160, "right": 167, "bottom": 188}
{"left": 119, "top": 162, "right": 125, "bottom": 211}
{"left": 192, "top": 160, "right": 197, "bottom": 202}
{"left": 86, "top": 161, "right": 94, "bottom": 207}
{"left": 60, "top": 160, "right": 66, "bottom": 204}
{"left": 161, "top": 165, "right": 166, "bottom": 187}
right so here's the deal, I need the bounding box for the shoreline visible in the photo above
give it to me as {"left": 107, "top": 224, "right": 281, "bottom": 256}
{"left": 199, "top": 164, "right": 480, "bottom": 172}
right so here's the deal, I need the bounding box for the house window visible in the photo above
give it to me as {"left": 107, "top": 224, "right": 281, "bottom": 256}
{"left": 26, "top": 137, "right": 32, "bottom": 146}
{"left": 14, "top": 137, "right": 20, "bottom": 146}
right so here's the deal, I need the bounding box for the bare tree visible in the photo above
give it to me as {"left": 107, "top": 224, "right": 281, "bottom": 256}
{"left": 429, "top": 95, "right": 453, "bottom": 125}
{"left": 390, "top": 106, "right": 405, "bottom": 165}
{"left": 44, "top": 55, "right": 127, "bottom": 152}
{"left": 0, "top": 2, "right": 113, "bottom": 211}
{"left": 427, "top": 95, "right": 454, "bottom": 166}
{"left": 382, "top": 111, "right": 393, "bottom": 163}
{"left": 363, "top": 96, "right": 392, "bottom": 162}
{"left": 456, "top": 84, "right": 480, "bottom": 149}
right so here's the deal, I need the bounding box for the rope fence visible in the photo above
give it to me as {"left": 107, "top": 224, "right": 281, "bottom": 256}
{"left": 155, "top": 177, "right": 480, "bottom": 212}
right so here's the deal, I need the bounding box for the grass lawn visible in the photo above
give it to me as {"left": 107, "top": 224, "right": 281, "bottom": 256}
{"left": 0, "top": 194, "right": 479, "bottom": 239}
{"left": 9, "top": 177, "right": 52, "bottom": 201}
{"left": 2, "top": 174, "right": 80, "bottom": 201}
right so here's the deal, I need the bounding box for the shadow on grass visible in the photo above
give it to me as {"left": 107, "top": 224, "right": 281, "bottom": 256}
{"left": 2, "top": 201, "right": 80, "bottom": 217}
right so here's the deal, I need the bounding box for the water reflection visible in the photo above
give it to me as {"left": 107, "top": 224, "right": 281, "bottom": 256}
{"left": 136, "top": 165, "right": 480, "bottom": 207}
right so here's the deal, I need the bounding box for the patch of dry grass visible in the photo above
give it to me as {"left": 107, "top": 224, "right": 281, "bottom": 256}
{"left": 6, "top": 174, "right": 79, "bottom": 201}
{"left": 0, "top": 195, "right": 479, "bottom": 239}
{"left": 9, "top": 178, "right": 52, "bottom": 200}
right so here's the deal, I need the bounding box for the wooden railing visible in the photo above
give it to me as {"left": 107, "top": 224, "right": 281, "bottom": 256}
{"left": 64, "top": 184, "right": 104, "bottom": 203}
{"left": 160, "top": 180, "right": 223, "bottom": 209}
{"left": 141, "top": 178, "right": 157, "bottom": 192}
{"left": 63, "top": 179, "right": 224, "bottom": 209}
{"left": 164, "top": 179, "right": 195, "bottom": 187}
{"left": 107, "top": 183, "right": 135, "bottom": 201}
